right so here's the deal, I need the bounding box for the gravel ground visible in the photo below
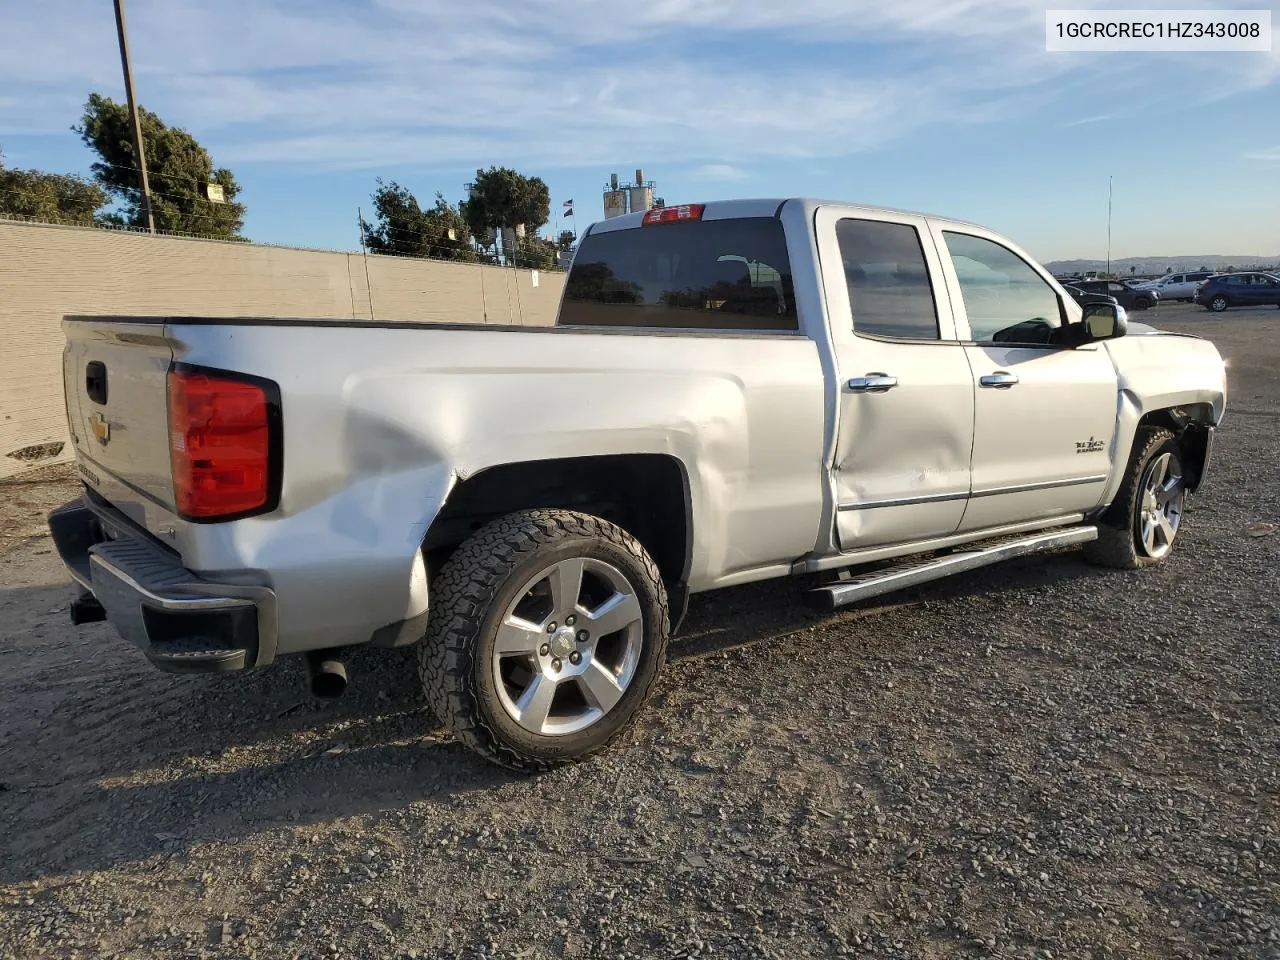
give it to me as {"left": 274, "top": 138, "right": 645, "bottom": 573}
{"left": 1, "top": 303, "right": 1277, "bottom": 960}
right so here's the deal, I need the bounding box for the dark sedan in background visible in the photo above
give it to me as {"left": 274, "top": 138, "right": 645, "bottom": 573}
{"left": 1194, "top": 273, "right": 1280, "bottom": 312}
{"left": 1060, "top": 284, "right": 1120, "bottom": 310}
{"left": 1066, "top": 279, "right": 1158, "bottom": 311}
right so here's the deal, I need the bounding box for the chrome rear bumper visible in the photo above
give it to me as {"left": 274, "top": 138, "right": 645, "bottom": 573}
{"left": 48, "top": 498, "right": 278, "bottom": 673}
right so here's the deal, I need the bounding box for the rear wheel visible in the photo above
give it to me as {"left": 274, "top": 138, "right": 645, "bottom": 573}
{"left": 419, "top": 508, "right": 669, "bottom": 771}
{"left": 1085, "top": 427, "right": 1186, "bottom": 570}
{"left": 1209, "top": 295, "right": 1229, "bottom": 312}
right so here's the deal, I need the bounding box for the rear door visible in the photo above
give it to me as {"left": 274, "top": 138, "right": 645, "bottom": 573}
{"left": 815, "top": 206, "right": 975, "bottom": 549}
{"left": 931, "top": 225, "right": 1118, "bottom": 533}
{"left": 63, "top": 319, "right": 177, "bottom": 532}
{"left": 1103, "top": 281, "right": 1134, "bottom": 308}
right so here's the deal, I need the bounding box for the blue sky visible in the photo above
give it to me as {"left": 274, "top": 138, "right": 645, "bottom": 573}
{"left": 1, "top": 0, "right": 1277, "bottom": 262}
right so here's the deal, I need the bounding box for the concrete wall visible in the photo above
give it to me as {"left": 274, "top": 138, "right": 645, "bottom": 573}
{"left": 0, "top": 220, "right": 565, "bottom": 478}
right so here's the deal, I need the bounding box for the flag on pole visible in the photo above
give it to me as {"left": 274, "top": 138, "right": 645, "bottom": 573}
{"left": 563, "top": 207, "right": 573, "bottom": 217}
{"left": 563, "top": 199, "right": 574, "bottom": 207}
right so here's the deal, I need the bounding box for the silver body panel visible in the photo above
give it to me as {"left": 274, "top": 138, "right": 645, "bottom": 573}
{"left": 58, "top": 197, "right": 1229, "bottom": 659}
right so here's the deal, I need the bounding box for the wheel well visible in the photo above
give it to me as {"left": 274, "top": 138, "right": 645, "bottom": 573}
{"left": 422, "top": 453, "right": 691, "bottom": 607}
{"left": 1138, "top": 404, "right": 1214, "bottom": 491}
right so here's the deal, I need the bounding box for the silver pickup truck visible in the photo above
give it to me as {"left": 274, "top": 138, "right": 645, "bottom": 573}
{"left": 48, "top": 198, "right": 1227, "bottom": 770}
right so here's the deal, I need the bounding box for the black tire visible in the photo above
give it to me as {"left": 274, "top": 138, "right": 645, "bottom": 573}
{"left": 419, "top": 508, "right": 669, "bottom": 772}
{"left": 1209, "top": 295, "right": 1229, "bottom": 312}
{"left": 1084, "top": 427, "right": 1183, "bottom": 570}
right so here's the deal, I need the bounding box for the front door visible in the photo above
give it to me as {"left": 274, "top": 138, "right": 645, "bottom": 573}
{"left": 931, "top": 226, "right": 1119, "bottom": 532}
{"left": 1242, "top": 273, "right": 1280, "bottom": 306}
{"left": 816, "top": 206, "right": 975, "bottom": 550}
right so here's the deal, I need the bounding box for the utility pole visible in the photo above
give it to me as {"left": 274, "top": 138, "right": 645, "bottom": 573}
{"left": 113, "top": 0, "right": 155, "bottom": 233}
{"left": 1105, "top": 175, "right": 1113, "bottom": 277}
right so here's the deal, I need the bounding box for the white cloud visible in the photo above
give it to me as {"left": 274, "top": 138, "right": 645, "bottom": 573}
{"left": 1245, "top": 147, "right": 1280, "bottom": 162}
{"left": 694, "top": 164, "right": 750, "bottom": 181}
{"left": 0, "top": 0, "right": 1275, "bottom": 171}
{"left": 1060, "top": 114, "right": 1114, "bottom": 127}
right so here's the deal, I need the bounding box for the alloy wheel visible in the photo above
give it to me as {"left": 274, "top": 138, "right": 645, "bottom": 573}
{"left": 1138, "top": 451, "right": 1185, "bottom": 559}
{"left": 491, "top": 557, "right": 644, "bottom": 736}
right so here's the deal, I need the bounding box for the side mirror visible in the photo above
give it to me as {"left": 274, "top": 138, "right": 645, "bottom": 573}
{"left": 1081, "top": 302, "right": 1127, "bottom": 341}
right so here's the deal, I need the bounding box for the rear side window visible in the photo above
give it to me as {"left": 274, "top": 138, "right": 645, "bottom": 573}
{"left": 558, "top": 217, "right": 797, "bottom": 331}
{"left": 836, "top": 219, "right": 940, "bottom": 340}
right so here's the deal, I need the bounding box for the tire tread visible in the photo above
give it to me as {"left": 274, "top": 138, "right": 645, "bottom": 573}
{"left": 418, "top": 508, "right": 669, "bottom": 772}
{"left": 1084, "top": 426, "right": 1177, "bottom": 570}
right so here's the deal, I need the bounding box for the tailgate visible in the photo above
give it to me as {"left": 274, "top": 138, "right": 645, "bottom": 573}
{"left": 63, "top": 319, "right": 177, "bottom": 531}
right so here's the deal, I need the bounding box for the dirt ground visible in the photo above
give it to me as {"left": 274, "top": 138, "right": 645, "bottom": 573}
{"left": 1, "top": 303, "right": 1277, "bottom": 960}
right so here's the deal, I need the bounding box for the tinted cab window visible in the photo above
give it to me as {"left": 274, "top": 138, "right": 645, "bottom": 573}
{"left": 836, "top": 219, "right": 940, "bottom": 340}
{"left": 559, "top": 218, "right": 797, "bottom": 331}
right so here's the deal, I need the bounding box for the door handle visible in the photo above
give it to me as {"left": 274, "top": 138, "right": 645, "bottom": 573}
{"left": 979, "top": 371, "right": 1019, "bottom": 389}
{"left": 847, "top": 373, "right": 898, "bottom": 393}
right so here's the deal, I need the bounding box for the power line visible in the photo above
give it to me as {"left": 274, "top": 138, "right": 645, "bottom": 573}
{"left": 0, "top": 181, "right": 241, "bottom": 215}
{"left": 80, "top": 155, "right": 242, "bottom": 192}
{"left": 0, "top": 208, "right": 566, "bottom": 270}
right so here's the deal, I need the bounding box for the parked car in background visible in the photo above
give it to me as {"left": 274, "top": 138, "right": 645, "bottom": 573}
{"left": 1194, "top": 272, "right": 1280, "bottom": 312}
{"left": 1138, "top": 271, "right": 1220, "bottom": 302}
{"left": 1061, "top": 284, "right": 1124, "bottom": 313}
{"left": 1066, "top": 279, "right": 1157, "bottom": 311}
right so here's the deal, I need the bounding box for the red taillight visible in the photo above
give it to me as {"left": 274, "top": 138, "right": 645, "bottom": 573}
{"left": 167, "top": 367, "right": 276, "bottom": 520}
{"left": 641, "top": 203, "right": 705, "bottom": 226}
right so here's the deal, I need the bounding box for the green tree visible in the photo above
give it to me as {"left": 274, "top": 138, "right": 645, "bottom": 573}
{"left": 0, "top": 150, "right": 107, "bottom": 226}
{"left": 556, "top": 230, "right": 576, "bottom": 254}
{"left": 512, "top": 234, "right": 561, "bottom": 270}
{"left": 361, "top": 179, "right": 477, "bottom": 261}
{"left": 460, "top": 166, "right": 551, "bottom": 242}
{"left": 75, "top": 93, "right": 245, "bottom": 238}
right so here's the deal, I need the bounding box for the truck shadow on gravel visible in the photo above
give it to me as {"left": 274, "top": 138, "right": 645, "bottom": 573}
{"left": 1, "top": 550, "right": 1117, "bottom": 885}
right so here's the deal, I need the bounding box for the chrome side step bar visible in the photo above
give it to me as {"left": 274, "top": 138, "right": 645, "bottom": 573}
{"left": 808, "top": 525, "right": 1098, "bottom": 611}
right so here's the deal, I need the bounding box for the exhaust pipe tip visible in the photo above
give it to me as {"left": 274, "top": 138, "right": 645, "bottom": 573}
{"left": 305, "top": 651, "right": 348, "bottom": 699}
{"left": 70, "top": 593, "right": 107, "bottom": 626}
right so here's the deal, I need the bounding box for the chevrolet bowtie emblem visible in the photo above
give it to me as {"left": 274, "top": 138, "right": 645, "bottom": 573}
{"left": 89, "top": 412, "right": 111, "bottom": 446}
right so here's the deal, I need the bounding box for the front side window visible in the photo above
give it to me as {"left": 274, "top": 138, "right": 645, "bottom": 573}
{"left": 836, "top": 218, "right": 940, "bottom": 340}
{"left": 558, "top": 217, "right": 797, "bottom": 331}
{"left": 942, "top": 232, "right": 1063, "bottom": 345}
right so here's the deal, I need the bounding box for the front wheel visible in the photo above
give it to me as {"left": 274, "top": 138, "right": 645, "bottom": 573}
{"left": 1084, "top": 427, "right": 1187, "bottom": 570}
{"left": 419, "top": 508, "right": 669, "bottom": 771}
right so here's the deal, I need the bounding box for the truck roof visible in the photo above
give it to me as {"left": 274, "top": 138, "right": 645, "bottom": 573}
{"left": 584, "top": 198, "right": 986, "bottom": 235}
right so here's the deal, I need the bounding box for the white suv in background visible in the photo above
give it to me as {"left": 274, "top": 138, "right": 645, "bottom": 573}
{"left": 1138, "top": 271, "right": 1220, "bottom": 302}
